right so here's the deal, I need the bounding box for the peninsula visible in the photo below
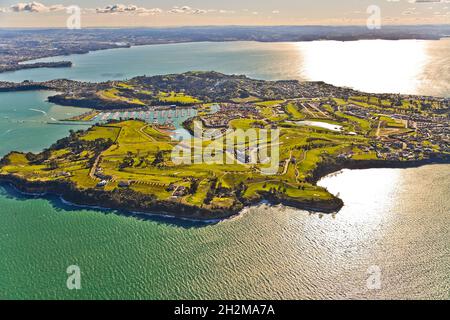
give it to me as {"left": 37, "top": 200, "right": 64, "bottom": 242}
{"left": 0, "top": 72, "right": 448, "bottom": 220}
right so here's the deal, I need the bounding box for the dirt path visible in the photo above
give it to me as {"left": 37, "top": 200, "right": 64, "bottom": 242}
{"left": 89, "top": 154, "right": 101, "bottom": 180}
{"left": 309, "top": 103, "right": 331, "bottom": 119}
{"left": 89, "top": 125, "right": 153, "bottom": 182}
{"left": 376, "top": 120, "right": 382, "bottom": 138}
{"left": 294, "top": 150, "right": 307, "bottom": 183}
{"left": 301, "top": 104, "right": 316, "bottom": 117}
{"left": 139, "top": 124, "right": 156, "bottom": 142}
{"left": 280, "top": 150, "right": 292, "bottom": 175}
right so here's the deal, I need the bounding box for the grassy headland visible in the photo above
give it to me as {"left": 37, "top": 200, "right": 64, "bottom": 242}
{"left": 0, "top": 72, "right": 448, "bottom": 220}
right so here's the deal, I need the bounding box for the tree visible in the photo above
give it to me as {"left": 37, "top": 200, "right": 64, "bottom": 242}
{"left": 152, "top": 151, "right": 165, "bottom": 166}
{"left": 189, "top": 178, "right": 200, "bottom": 194}
{"left": 119, "top": 151, "right": 135, "bottom": 169}
{"left": 235, "top": 182, "right": 247, "bottom": 198}
{"left": 47, "top": 159, "right": 59, "bottom": 170}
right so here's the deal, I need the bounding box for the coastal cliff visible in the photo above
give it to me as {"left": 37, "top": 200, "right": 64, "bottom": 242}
{"left": 0, "top": 173, "right": 344, "bottom": 221}
{"left": 0, "top": 174, "right": 237, "bottom": 221}
{"left": 3, "top": 157, "right": 449, "bottom": 222}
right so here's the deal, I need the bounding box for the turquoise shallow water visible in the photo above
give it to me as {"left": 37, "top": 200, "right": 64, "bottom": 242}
{"left": 0, "top": 91, "right": 90, "bottom": 157}
{"left": 0, "top": 40, "right": 449, "bottom": 299}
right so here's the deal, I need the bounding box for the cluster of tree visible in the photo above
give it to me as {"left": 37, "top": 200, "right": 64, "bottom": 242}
{"left": 136, "top": 156, "right": 152, "bottom": 167}
{"left": 51, "top": 129, "right": 113, "bottom": 154}
{"left": 46, "top": 159, "right": 59, "bottom": 170}
{"left": 189, "top": 178, "right": 200, "bottom": 195}
{"left": 25, "top": 150, "right": 51, "bottom": 165}
{"left": 152, "top": 150, "right": 165, "bottom": 166}
{"left": 204, "top": 177, "right": 218, "bottom": 205}
{"left": 119, "top": 151, "right": 135, "bottom": 169}
{"left": 25, "top": 134, "right": 113, "bottom": 166}
{"left": 119, "top": 149, "right": 168, "bottom": 170}
{"left": 0, "top": 154, "right": 11, "bottom": 166}
{"left": 235, "top": 182, "right": 248, "bottom": 201}
{"left": 267, "top": 185, "right": 287, "bottom": 195}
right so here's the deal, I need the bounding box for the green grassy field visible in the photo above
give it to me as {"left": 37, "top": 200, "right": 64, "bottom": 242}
{"left": 81, "top": 125, "right": 121, "bottom": 142}
{"left": 1, "top": 95, "right": 390, "bottom": 214}
{"left": 157, "top": 91, "right": 201, "bottom": 104}
{"left": 285, "top": 102, "right": 305, "bottom": 120}
{"left": 98, "top": 88, "right": 145, "bottom": 105}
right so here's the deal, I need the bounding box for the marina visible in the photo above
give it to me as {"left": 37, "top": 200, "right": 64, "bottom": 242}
{"left": 92, "top": 108, "right": 196, "bottom": 123}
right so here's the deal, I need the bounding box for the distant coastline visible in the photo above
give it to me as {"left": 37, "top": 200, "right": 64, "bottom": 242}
{"left": 3, "top": 37, "right": 448, "bottom": 75}
{"left": 2, "top": 25, "right": 450, "bottom": 74}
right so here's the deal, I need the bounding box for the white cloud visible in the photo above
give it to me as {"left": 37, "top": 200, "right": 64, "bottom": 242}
{"left": 96, "top": 4, "right": 162, "bottom": 15}
{"left": 168, "top": 6, "right": 208, "bottom": 14}
{"left": 219, "top": 9, "right": 235, "bottom": 14}
{"left": 10, "top": 2, "right": 65, "bottom": 13}
{"left": 1, "top": 3, "right": 241, "bottom": 16}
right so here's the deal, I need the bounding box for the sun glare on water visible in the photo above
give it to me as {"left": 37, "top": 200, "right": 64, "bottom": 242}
{"left": 295, "top": 40, "right": 429, "bottom": 95}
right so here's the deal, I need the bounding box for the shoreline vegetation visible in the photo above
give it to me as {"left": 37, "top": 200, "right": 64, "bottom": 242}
{"left": 1, "top": 157, "right": 448, "bottom": 222}
{"left": 1, "top": 26, "right": 449, "bottom": 74}
{"left": 0, "top": 71, "right": 448, "bottom": 222}
{"left": 0, "top": 61, "right": 72, "bottom": 73}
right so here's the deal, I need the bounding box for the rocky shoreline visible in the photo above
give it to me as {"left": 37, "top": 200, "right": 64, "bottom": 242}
{"left": 0, "top": 175, "right": 236, "bottom": 221}
{"left": 2, "top": 157, "right": 448, "bottom": 222}
{"left": 0, "top": 172, "right": 343, "bottom": 222}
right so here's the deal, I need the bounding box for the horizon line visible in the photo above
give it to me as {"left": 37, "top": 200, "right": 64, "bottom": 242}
{"left": 1, "top": 23, "right": 450, "bottom": 30}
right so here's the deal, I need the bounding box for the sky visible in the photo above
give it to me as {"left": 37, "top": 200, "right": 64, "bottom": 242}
{"left": 0, "top": 0, "right": 449, "bottom": 27}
